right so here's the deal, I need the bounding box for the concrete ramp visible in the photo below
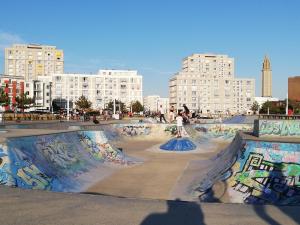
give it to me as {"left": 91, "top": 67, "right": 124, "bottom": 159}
{"left": 0, "top": 130, "right": 137, "bottom": 192}
{"left": 186, "top": 132, "right": 300, "bottom": 205}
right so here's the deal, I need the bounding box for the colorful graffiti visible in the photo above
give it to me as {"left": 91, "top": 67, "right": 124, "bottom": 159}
{"left": 114, "top": 124, "right": 151, "bottom": 136}
{"left": 228, "top": 141, "right": 300, "bottom": 204}
{"left": 78, "top": 131, "right": 129, "bottom": 165}
{"left": 194, "top": 124, "right": 252, "bottom": 140}
{"left": 0, "top": 131, "right": 135, "bottom": 192}
{"left": 257, "top": 120, "right": 300, "bottom": 137}
{"left": 164, "top": 125, "right": 177, "bottom": 135}
{"left": 197, "top": 136, "right": 300, "bottom": 205}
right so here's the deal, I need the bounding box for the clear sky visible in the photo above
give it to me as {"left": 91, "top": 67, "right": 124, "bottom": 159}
{"left": 0, "top": 0, "right": 300, "bottom": 99}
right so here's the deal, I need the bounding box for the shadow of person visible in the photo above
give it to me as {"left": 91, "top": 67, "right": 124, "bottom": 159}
{"left": 140, "top": 199, "right": 205, "bottom": 225}
{"left": 251, "top": 161, "right": 300, "bottom": 225}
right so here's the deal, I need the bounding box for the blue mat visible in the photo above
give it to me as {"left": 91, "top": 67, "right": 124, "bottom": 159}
{"left": 160, "top": 138, "right": 197, "bottom": 151}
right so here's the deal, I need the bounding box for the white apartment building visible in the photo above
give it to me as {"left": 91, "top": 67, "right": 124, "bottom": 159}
{"left": 5, "top": 44, "right": 64, "bottom": 81}
{"left": 169, "top": 53, "right": 255, "bottom": 114}
{"left": 25, "top": 76, "right": 53, "bottom": 111}
{"left": 51, "top": 70, "right": 143, "bottom": 110}
{"left": 144, "top": 95, "right": 169, "bottom": 113}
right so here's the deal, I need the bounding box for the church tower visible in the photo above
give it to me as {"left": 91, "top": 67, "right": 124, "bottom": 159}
{"left": 262, "top": 56, "right": 272, "bottom": 97}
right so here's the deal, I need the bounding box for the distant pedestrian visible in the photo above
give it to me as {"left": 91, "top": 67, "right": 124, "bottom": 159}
{"left": 169, "top": 105, "right": 175, "bottom": 123}
{"left": 159, "top": 105, "right": 166, "bottom": 123}
{"left": 176, "top": 112, "right": 183, "bottom": 138}
{"left": 182, "top": 104, "right": 190, "bottom": 124}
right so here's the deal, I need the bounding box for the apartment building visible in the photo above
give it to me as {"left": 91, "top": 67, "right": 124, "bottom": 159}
{"left": 169, "top": 53, "right": 255, "bottom": 114}
{"left": 25, "top": 76, "right": 53, "bottom": 111}
{"left": 144, "top": 95, "right": 169, "bottom": 113}
{"left": 5, "top": 44, "right": 64, "bottom": 81}
{"left": 51, "top": 70, "right": 143, "bottom": 110}
{"left": 0, "top": 74, "right": 24, "bottom": 111}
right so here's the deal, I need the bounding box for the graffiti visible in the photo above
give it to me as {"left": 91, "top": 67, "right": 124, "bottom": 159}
{"left": 115, "top": 124, "right": 151, "bottom": 136}
{"left": 78, "top": 131, "right": 128, "bottom": 165}
{"left": 195, "top": 124, "right": 252, "bottom": 140}
{"left": 258, "top": 120, "right": 300, "bottom": 137}
{"left": 0, "top": 143, "right": 52, "bottom": 190}
{"left": 164, "top": 125, "right": 177, "bottom": 135}
{"left": 0, "top": 130, "right": 136, "bottom": 192}
{"left": 228, "top": 141, "right": 300, "bottom": 204}
{"left": 36, "top": 138, "right": 78, "bottom": 169}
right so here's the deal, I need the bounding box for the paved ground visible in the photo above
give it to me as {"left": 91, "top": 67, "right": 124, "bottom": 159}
{"left": 87, "top": 139, "right": 225, "bottom": 200}
{"left": 1, "top": 185, "right": 299, "bottom": 225}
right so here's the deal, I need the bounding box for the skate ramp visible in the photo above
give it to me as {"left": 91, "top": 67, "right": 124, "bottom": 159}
{"left": 174, "top": 131, "right": 300, "bottom": 205}
{"left": 223, "top": 115, "right": 258, "bottom": 124}
{"left": 0, "top": 130, "right": 138, "bottom": 192}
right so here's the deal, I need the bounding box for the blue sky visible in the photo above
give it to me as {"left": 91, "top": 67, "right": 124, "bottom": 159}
{"left": 0, "top": 0, "right": 300, "bottom": 99}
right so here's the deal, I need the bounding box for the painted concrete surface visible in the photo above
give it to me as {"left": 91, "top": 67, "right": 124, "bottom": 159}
{"left": 254, "top": 119, "right": 300, "bottom": 137}
{"left": 2, "top": 122, "right": 300, "bottom": 207}
{"left": 190, "top": 132, "right": 300, "bottom": 205}
{"left": 0, "top": 130, "right": 137, "bottom": 192}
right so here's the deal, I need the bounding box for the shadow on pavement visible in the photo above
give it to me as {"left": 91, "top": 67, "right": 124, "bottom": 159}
{"left": 252, "top": 164, "right": 300, "bottom": 225}
{"left": 140, "top": 199, "right": 205, "bottom": 225}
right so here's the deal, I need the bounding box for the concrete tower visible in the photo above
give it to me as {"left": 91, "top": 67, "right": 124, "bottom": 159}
{"left": 262, "top": 56, "right": 272, "bottom": 97}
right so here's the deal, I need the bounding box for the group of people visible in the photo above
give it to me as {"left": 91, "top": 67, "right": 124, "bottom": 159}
{"left": 158, "top": 104, "right": 190, "bottom": 138}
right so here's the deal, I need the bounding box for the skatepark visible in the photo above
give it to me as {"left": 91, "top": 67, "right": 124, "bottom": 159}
{"left": 1, "top": 117, "right": 300, "bottom": 224}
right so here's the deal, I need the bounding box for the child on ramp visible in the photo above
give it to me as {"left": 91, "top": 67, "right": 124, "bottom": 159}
{"left": 176, "top": 112, "right": 183, "bottom": 138}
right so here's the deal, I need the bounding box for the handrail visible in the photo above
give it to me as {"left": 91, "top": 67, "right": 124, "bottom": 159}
{"left": 258, "top": 114, "right": 300, "bottom": 120}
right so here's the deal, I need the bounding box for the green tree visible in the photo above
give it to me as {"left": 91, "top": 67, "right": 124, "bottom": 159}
{"left": 15, "top": 93, "right": 34, "bottom": 112}
{"left": 250, "top": 101, "right": 259, "bottom": 114}
{"left": 0, "top": 88, "right": 10, "bottom": 107}
{"left": 131, "top": 100, "right": 144, "bottom": 113}
{"left": 107, "top": 100, "right": 126, "bottom": 112}
{"left": 259, "top": 101, "right": 285, "bottom": 114}
{"left": 75, "top": 96, "right": 92, "bottom": 111}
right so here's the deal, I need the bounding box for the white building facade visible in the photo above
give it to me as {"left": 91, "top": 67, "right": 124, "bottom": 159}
{"left": 50, "top": 70, "right": 143, "bottom": 110}
{"left": 144, "top": 95, "right": 169, "bottom": 113}
{"left": 169, "top": 53, "right": 255, "bottom": 115}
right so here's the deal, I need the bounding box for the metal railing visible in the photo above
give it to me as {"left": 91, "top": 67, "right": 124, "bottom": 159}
{"left": 258, "top": 114, "right": 300, "bottom": 120}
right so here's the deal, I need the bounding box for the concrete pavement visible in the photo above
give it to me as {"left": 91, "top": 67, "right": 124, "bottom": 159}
{"left": 1, "top": 186, "right": 299, "bottom": 225}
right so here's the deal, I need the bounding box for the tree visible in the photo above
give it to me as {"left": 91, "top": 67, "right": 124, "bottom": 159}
{"left": 15, "top": 93, "right": 34, "bottom": 112}
{"left": 107, "top": 100, "right": 126, "bottom": 112}
{"left": 131, "top": 100, "right": 144, "bottom": 113}
{"left": 259, "top": 101, "right": 285, "bottom": 114}
{"left": 0, "top": 88, "right": 10, "bottom": 107}
{"left": 250, "top": 101, "right": 259, "bottom": 114}
{"left": 75, "top": 96, "right": 92, "bottom": 111}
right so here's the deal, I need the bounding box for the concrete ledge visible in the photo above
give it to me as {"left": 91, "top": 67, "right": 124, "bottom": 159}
{"left": 254, "top": 119, "right": 300, "bottom": 137}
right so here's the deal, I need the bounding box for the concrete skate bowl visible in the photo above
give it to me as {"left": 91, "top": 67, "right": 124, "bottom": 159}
{"left": 0, "top": 123, "right": 175, "bottom": 193}
{"left": 0, "top": 130, "right": 143, "bottom": 192}
{"left": 183, "top": 132, "right": 300, "bottom": 205}
{"left": 0, "top": 122, "right": 269, "bottom": 204}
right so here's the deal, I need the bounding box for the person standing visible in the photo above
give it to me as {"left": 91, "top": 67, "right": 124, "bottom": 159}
{"left": 169, "top": 105, "right": 175, "bottom": 123}
{"left": 159, "top": 105, "right": 166, "bottom": 123}
{"left": 176, "top": 112, "right": 183, "bottom": 138}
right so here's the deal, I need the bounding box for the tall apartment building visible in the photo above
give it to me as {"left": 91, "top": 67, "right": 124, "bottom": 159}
{"left": 169, "top": 53, "right": 255, "bottom": 114}
{"left": 144, "top": 95, "right": 169, "bottom": 113}
{"left": 261, "top": 56, "right": 272, "bottom": 97}
{"left": 288, "top": 76, "right": 300, "bottom": 101}
{"left": 5, "top": 44, "right": 64, "bottom": 81}
{"left": 51, "top": 70, "right": 143, "bottom": 110}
